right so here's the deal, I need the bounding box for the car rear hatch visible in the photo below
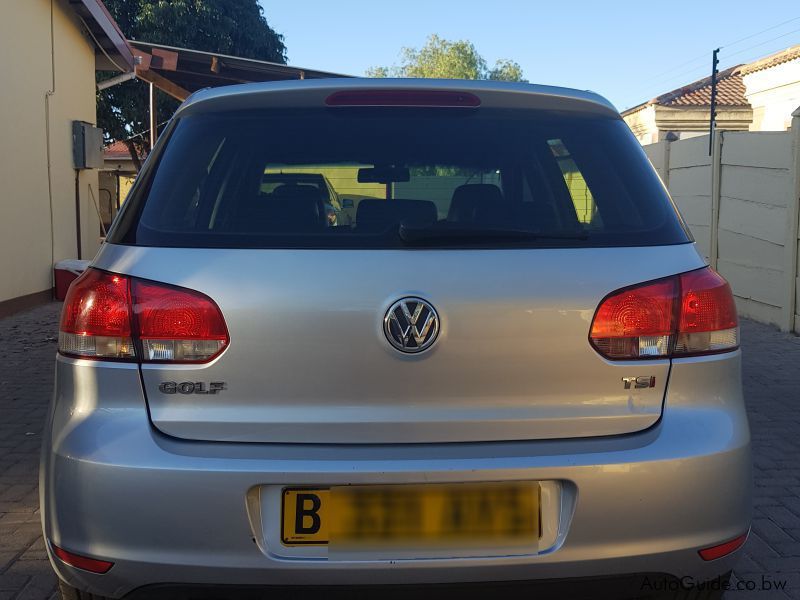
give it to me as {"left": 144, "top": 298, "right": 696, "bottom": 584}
{"left": 99, "top": 80, "right": 700, "bottom": 444}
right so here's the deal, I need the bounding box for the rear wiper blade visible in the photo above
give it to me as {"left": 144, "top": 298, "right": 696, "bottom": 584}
{"left": 398, "top": 223, "right": 590, "bottom": 244}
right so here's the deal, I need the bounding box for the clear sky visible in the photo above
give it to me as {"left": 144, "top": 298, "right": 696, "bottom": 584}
{"left": 261, "top": 1, "right": 800, "bottom": 111}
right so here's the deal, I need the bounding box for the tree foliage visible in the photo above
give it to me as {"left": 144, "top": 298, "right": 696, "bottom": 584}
{"left": 98, "top": 0, "right": 287, "bottom": 166}
{"left": 367, "top": 35, "right": 526, "bottom": 82}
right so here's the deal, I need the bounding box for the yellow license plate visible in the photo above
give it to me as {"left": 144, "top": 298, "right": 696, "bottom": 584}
{"left": 281, "top": 482, "right": 540, "bottom": 547}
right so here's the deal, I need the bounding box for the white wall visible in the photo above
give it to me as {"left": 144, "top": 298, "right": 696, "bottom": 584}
{"left": 623, "top": 105, "right": 658, "bottom": 145}
{"left": 643, "top": 127, "right": 800, "bottom": 331}
{"left": 744, "top": 59, "right": 800, "bottom": 131}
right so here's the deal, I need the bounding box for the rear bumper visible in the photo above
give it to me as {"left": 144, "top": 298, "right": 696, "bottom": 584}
{"left": 121, "top": 573, "right": 733, "bottom": 600}
{"left": 41, "top": 352, "right": 751, "bottom": 599}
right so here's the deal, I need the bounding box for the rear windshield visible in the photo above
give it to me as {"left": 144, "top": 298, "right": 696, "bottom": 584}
{"left": 109, "top": 107, "right": 690, "bottom": 249}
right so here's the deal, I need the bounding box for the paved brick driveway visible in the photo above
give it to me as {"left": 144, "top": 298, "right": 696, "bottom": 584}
{"left": 0, "top": 302, "right": 799, "bottom": 599}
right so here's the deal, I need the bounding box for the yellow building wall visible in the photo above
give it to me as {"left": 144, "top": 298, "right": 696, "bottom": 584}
{"left": 264, "top": 165, "right": 385, "bottom": 197}
{"left": 0, "top": 0, "right": 101, "bottom": 303}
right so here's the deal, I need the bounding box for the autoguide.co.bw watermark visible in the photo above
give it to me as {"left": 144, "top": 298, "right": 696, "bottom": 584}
{"left": 640, "top": 574, "right": 789, "bottom": 593}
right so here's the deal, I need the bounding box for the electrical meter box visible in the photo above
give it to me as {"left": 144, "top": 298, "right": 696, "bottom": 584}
{"left": 72, "top": 121, "right": 104, "bottom": 169}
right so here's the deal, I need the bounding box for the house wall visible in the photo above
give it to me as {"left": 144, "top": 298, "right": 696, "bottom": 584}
{"left": 622, "top": 105, "right": 658, "bottom": 144}
{"left": 0, "top": 0, "right": 102, "bottom": 306}
{"left": 625, "top": 104, "right": 752, "bottom": 144}
{"left": 654, "top": 105, "right": 753, "bottom": 136}
{"left": 743, "top": 59, "right": 800, "bottom": 131}
{"left": 642, "top": 127, "right": 800, "bottom": 332}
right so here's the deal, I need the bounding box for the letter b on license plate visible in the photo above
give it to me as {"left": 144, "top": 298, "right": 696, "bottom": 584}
{"left": 281, "top": 483, "right": 540, "bottom": 548}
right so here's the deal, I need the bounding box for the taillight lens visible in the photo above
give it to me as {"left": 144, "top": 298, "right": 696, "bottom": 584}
{"left": 590, "top": 267, "right": 738, "bottom": 360}
{"left": 675, "top": 268, "right": 738, "bottom": 355}
{"left": 589, "top": 278, "right": 677, "bottom": 359}
{"left": 59, "top": 269, "right": 135, "bottom": 359}
{"left": 58, "top": 269, "right": 228, "bottom": 363}
{"left": 132, "top": 280, "right": 228, "bottom": 362}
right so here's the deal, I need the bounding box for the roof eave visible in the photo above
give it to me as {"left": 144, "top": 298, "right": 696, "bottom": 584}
{"left": 68, "top": 0, "right": 134, "bottom": 72}
{"left": 621, "top": 100, "right": 656, "bottom": 117}
{"left": 128, "top": 40, "right": 350, "bottom": 80}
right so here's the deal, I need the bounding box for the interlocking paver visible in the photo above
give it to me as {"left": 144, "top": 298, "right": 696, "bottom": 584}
{"left": 0, "top": 304, "right": 798, "bottom": 598}
{"left": 0, "top": 302, "right": 60, "bottom": 600}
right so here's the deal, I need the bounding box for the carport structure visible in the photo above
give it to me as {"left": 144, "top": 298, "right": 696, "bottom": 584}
{"left": 102, "top": 40, "right": 350, "bottom": 147}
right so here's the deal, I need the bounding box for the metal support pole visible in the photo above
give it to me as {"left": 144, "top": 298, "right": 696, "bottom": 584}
{"left": 97, "top": 71, "right": 136, "bottom": 91}
{"left": 74, "top": 170, "right": 82, "bottom": 259}
{"left": 708, "top": 48, "right": 719, "bottom": 155}
{"left": 115, "top": 171, "right": 121, "bottom": 211}
{"left": 149, "top": 82, "right": 157, "bottom": 151}
{"left": 710, "top": 129, "right": 723, "bottom": 269}
{"left": 782, "top": 107, "right": 800, "bottom": 332}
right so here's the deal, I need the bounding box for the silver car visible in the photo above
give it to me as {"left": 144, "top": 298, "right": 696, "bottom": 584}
{"left": 41, "top": 79, "right": 751, "bottom": 599}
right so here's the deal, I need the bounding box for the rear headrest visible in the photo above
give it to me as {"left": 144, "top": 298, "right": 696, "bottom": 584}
{"left": 394, "top": 199, "right": 438, "bottom": 226}
{"left": 448, "top": 184, "right": 506, "bottom": 223}
{"left": 270, "top": 184, "right": 322, "bottom": 201}
{"left": 270, "top": 195, "right": 323, "bottom": 224}
{"left": 235, "top": 194, "right": 323, "bottom": 231}
{"left": 356, "top": 199, "right": 391, "bottom": 231}
{"left": 357, "top": 199, "right": 437, "bottom": 231}
{"left": 514, "top": 202, "right": 559, "bottom": 231}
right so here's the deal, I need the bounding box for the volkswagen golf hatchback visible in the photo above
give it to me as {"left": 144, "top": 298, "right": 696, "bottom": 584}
{"left": 42, "top": 79, "right": 751, "bottom": 599}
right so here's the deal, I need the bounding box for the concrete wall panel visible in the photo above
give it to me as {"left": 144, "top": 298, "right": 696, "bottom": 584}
{"left": 645, "top": 127, "right": 799, "bottom": 331}
{"left": 669, "top": 136, "right": 712, "bottom": 168}
{"left": 719, "top": 197, "right": 787, "bottom": 246}
{"left": 722, "top": 132, "right": 793, "bottom": 169}
{"left": 719, "top": 165, "right": 792, "bottom": 208}
{"left": 717, "top": 258, "right": 783, "bottom": 309}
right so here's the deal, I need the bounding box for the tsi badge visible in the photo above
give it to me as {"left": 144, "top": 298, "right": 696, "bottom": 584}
{"left": 622, "top": 376, "right": 656, "bottom": 390}
{"left": 159, "top": 381, "right": 226, "bottom": 395}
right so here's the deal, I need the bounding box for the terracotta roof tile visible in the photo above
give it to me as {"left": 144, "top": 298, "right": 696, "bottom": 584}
{"left": 739, "top": 44, "right": 800, "bottom": 75}
{"left": 104, "top": 140, "right": 143, "bottom": 160}
{"left": 622, "top": 44, "right": 800, "bottom": 116}
{"left": 654, "top": 65, "right": 748, "bottom": 107}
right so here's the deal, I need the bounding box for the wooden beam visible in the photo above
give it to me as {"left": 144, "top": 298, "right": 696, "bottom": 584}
{"left": 131, "top": 48, "right": 151, "bottom": 70}
{"left": 135, "top": 67, "right": 190, "bottom": 101}
{"left": 151, "top": 48, "right": 178, "bottom": 71}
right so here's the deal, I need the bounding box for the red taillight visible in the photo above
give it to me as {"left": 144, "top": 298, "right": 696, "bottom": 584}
{"left": 59, "top": 269, "right": 135, "bottom": 359}
{"left": 132, "top": 280, "right": 228, "bottom": 362}
{"left": 325, "top": 90, "right": 481, "bottom": 107}
{"left": 589, "top": 278, "right": 677, "bottom": 359}
{"left": 52, "top": 543, "right": 113, "bottom": 573}
{"left": 675, "top": 268, "right": 738, "bottom": 355}
{"left": 590, "top": 267, "right": 739, "bottom": 360}
{"left": 58, "top": 269, "right": 229, "bottom": 363}
{"left": 698, "top": 532, "right": 748, "bottom": 561}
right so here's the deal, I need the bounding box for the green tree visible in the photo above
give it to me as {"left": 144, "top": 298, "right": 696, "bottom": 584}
{"left": 367, "top": 35, "right": 526, "bottom": 82}
{"left": 488, "top": 59, "right": 526, "bottom": 82}
{"left": 98, "top": 0, "right": 287, "bottom": 167}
